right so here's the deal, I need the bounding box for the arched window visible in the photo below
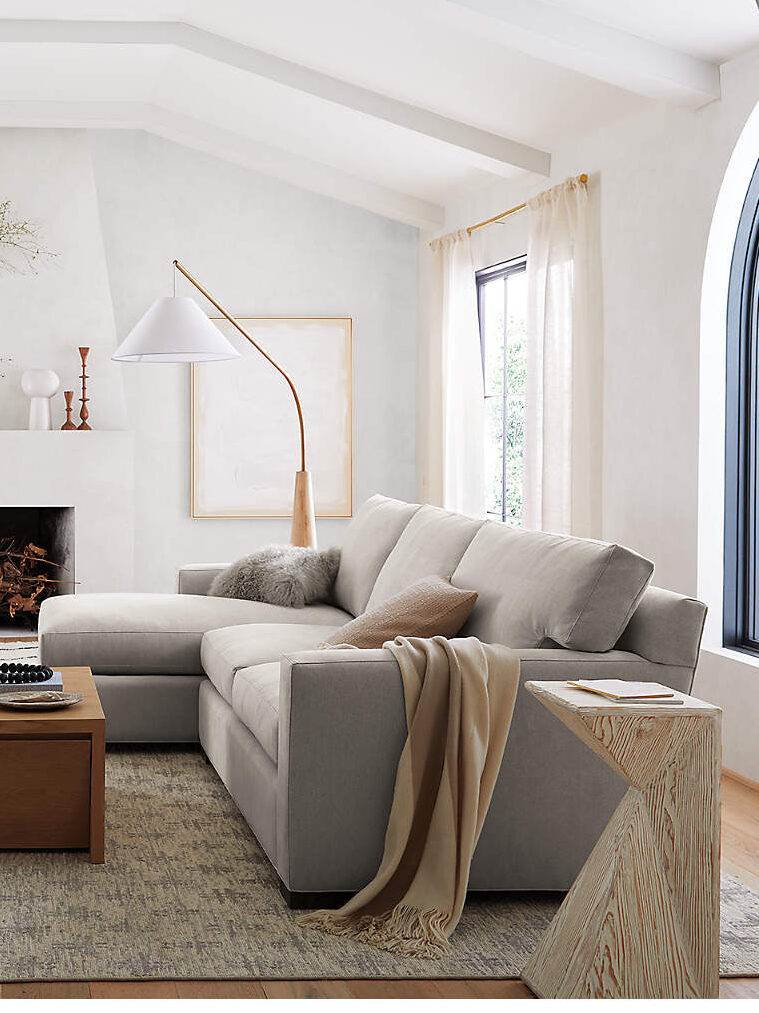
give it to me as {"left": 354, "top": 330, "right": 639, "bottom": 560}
{"left": 725, "top": 159, "right": 759, "bottom": 653}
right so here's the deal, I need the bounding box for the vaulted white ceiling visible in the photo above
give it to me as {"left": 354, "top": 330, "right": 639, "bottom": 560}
{"left": 1, "top": 0, "right": 758, "bottom": 229}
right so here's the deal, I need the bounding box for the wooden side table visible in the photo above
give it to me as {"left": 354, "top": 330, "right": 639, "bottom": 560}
{"left": 522, "top": 680, "right": 721, "bottom": 1000}
{"left": 0, "top": 667, "right": 105, "bottom": 864}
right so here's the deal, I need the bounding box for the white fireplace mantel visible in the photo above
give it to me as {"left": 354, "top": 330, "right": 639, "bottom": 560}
{"left": 0, "top": 431, "right": 135, "bottom": 593}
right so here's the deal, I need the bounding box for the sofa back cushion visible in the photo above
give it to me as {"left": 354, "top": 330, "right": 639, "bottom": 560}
{"left": 333, "top": 494, "right": 420, "bottom": 616}
{"left": 366, "top": 504, "right": 484, "bottom": 610}
{"left": 452, "top": 521, "right": 654, "bottom": 651}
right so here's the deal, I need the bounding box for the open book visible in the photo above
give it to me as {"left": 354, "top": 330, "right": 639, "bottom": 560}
{"left": 567, "top": 679, "right": 684, "bottom": 704}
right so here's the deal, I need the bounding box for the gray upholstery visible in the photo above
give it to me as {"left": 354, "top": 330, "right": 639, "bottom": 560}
{"left": 366, "top": 504, "right": 484, "bottom": 609}
{"left": 232, "top": 662, "right": 280, "bottom": 764}
{"left": 615, "top": 585, "right": 707, "bottom": 668}
{"left": 36, "top": 492, "right": 707, "bottom": 899}
{"left": 332, "top": 494, "right": 420, "bottom": 615}
{"left": 202, "top": 623, "right": 339, "bottom": 705}
{"left": 452, "top": 522, "right": 654, "bottom": 651}
{"left": 39, "top": 593, "right": 349, "bottom": 676}
{"left": 177, "top": 563, "right": 229, "bottom": 596}
{"left": 277, "top": 649, "right": 406, "bottom": 892}
{"left": 469, "top": 647, "right": 694, "bottom": 889}
{"left": 94, "top": 674, "right": 203, "bottom": 742}
{"left": 200, "top": 679, "right": 278, "bottom": 864}
{"left": 277, "top": 644, "right": 696, "bottom": 892}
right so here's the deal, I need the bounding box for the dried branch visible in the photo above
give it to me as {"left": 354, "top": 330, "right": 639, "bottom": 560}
{"left": 0, "top": 201, "right": 56, "bottom": 274}
{"left": 0, "top": 550, "right": 70, "bottom": 571}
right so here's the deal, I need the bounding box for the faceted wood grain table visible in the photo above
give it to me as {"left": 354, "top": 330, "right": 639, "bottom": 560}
{"left": 522, "top": 680, "right": 721, "bottom": 1000}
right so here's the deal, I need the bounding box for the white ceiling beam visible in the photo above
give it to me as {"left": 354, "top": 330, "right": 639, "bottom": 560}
{"left": 145, "top": 107, "right": 445, "bottom": 230}
{"left": 447, "top": 0, "right": 720, "bottom": 107}
{"left": 0, "top": 99, "right": 444, "bottom": 231}
{"left": 0, "top": 18, "right": 551, "bottom": 176}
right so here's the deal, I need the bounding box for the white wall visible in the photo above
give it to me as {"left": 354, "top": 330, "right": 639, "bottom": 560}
{"left": 0, "top": 130, "right": 127, "bottom": 430}
{"left": 439, "top": 48, "right": 759, "bottom": 781}
{"left": 1, "top": 128, "right": 419, "bottom": 591}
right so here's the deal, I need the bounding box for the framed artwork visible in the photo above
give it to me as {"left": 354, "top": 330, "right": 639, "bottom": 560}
{"left": 191, "top": 317, "right": 352, "bottom": 518}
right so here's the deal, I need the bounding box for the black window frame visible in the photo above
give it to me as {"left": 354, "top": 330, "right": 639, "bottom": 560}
{"left": 476, "top": 255, "right": 527, "bottom": 525}
{"left": 725, "top": 158, "right": 759, "bottom": 655}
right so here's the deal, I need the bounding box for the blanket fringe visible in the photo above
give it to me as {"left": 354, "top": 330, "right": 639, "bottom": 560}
{"left": 299, "top": 904, "right": 452, "bottom": 959}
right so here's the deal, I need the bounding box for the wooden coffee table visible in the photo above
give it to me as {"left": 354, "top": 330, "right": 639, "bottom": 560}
{"left": 522, "top": 680, "right": 721, "bottom": 999}
{"left": 0, "top": 667, "right": 105, "bottom": 863}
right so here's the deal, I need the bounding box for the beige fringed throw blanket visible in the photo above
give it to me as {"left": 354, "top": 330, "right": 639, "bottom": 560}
{"left": 300, "top": 635, "right": 520, "bottom": 959}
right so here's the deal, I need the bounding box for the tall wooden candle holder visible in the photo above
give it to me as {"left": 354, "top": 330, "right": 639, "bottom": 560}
{"left": 77, "top": 347, "right": 91, "bottom": 430}
{"left": 60, "top": 390, "right": 77, "bottom": 430}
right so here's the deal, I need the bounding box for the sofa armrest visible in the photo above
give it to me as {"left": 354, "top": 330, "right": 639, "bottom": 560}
{"left": 276, "top": 644, "right": 699, "bottom": 894}
{"left": 177, "top": 563, "right": 229, "bottom": 595}
{"left": 277, "top": 648, "right": 405, "bottom": 892}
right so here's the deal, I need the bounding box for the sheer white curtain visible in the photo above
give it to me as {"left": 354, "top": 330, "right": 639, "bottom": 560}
{"left": 420, "top": 230, "right": 484, "bottom": 516}
{"left": 523, "top": 175, "right": 599, "bottom": 536}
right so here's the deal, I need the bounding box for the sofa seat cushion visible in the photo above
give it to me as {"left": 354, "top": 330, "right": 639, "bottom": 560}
{"left": 39, "top": 593, "right": 350, "bottom": 675}
{"left": 366, "top": 504, "right": 483, "bottom": 609}
{"left": 452, "top": 522, "right": 654, "bottom": 652}
{"left": 232, "top": 662, "right": 280, "bottom": 763}
{"left": 202, "top": 623, "right": 339, "bottom": 704}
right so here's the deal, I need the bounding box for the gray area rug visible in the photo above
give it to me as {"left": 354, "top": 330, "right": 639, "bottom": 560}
{"left": 0, "top": 748, "right": 756, "bottom": 981}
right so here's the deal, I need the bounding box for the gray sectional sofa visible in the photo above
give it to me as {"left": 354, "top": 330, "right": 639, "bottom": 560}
{"left": 38, "top": 494, "right": 707, "bottom": 905}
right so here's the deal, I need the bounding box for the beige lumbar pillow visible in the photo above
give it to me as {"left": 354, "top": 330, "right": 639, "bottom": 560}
{"left": 322, "top": 575, "right": 478, "bottom": 649}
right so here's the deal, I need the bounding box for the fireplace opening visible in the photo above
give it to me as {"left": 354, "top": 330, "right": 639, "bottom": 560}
{"left": 0, "top": 506, "right": 74, "bottom": 632}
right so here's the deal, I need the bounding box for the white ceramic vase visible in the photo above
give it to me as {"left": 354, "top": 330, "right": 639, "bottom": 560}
{"left": 21, "top": 369, "right": 61, "bottom": 431}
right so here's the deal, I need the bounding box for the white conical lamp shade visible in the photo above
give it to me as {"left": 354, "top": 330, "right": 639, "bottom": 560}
{"left": 112, "top": 297, "right": 241, "bottom": 363}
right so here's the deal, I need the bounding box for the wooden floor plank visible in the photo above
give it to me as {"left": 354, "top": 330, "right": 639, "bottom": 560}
{"left": 0, "top": 975, "right": 754, "bottom": 999}
{"left": 89, "top": 981, "right": 180, "bottom": 998}
{"left": 343, "top": 980, "right": 450, "bottom": 999}
{"left": 436, "top": 979, "right": 535, "bottom": 998}
{"left": 720, "top": 978, "right": 759, "bottom": 998}
{"left": 175, "top": 980, "right": 267, "bottom": 998}
{"left": 261, "top": 980, "right": 357, "bottom": 998}
{"left": 1, "top": 982, "right": 91, "bottom": 999}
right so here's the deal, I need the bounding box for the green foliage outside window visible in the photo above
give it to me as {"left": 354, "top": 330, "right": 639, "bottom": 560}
{"left": 480, "top": 262, "right": 526, "bottom": 526}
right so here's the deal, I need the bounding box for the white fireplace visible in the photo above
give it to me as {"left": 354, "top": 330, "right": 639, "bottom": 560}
{"left": 0, "top": 432, "right": 136, "bottom": 608}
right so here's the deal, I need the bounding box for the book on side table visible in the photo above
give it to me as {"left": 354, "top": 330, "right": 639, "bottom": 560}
{"left": 0, "top": 670, "right": 64, "bottom": 694}
{"left": 566, "top": 679, "right": 684, "bottom": 704}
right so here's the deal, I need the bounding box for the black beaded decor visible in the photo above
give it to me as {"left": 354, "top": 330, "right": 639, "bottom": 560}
{"left": 0, "top": 663, "right": 55, "bottom": 684}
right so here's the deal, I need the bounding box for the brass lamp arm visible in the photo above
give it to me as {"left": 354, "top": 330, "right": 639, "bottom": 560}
{"left": 173, "top": 259, "right": 307, "bottom": 472}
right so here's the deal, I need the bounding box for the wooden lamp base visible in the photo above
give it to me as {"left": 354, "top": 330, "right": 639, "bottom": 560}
{"left": 291, "top": 470, "right": 317, "bottom": 548}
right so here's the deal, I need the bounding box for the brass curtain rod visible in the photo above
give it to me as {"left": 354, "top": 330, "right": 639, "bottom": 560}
{"left": 429, "top": 173, "right": 588, "bottom": 247}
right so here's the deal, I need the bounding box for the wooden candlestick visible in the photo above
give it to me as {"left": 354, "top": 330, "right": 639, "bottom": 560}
{"left": 77, "top": 347, "right": 91, "bottom": 430}
{"left": 60, "top": 390, "right": 77, "bottom": 430}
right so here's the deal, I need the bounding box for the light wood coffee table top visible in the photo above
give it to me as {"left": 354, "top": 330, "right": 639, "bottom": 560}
{"left": 0, "top": 666, "right": 104, "bottom": 732}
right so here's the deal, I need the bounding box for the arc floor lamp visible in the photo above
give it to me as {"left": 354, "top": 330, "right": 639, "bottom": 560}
{"left": 112, "top": 260, "right": 317, "bottom": 548}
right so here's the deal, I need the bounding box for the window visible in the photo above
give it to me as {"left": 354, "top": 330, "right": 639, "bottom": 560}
{"left": 477, "top": 257, "right": 527, "bottom": 526}
{"left": 725, "top": 160, "right": 759, "bottom": 654}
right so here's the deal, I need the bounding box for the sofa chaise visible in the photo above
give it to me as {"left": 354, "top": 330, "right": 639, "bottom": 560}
{"left": 38, "top": 495, "right": 707, "bottom": 905}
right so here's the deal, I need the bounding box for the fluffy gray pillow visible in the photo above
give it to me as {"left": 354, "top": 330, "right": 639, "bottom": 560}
{"left": 209, "top": 545, "right": 340, "bottom": 608}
